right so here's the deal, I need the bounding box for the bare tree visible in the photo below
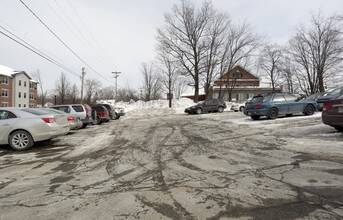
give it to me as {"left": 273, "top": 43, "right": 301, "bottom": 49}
{"left": 55, "top": 72, "right": 71, "bottom": 104}
{"left": 258, "top": 44, "right": 284, "bottom": 92}
{"left": 279, "top": 55, "right": 296, "bottom": 93}
{"left": 31, "top": 69, "right": 47, "bottom": 106}
{"left": 98, "top": 85, "right": 115, "bottom": 100}
{"left": 217, "top": 22, "right": 261, "bottom": 98}
{"left": 156, "top": 0, "right": 213, "bottom": 102}
{"left": 289, "top": 12, "right": 343, "bottom": 94}
{"left": 70, "top": 83, "right": 79, "bottom": 103}
{"left": 141, "top": 62, "right": 162, "bottom": 101}
{"left": 156, "top": 46, "right": 180, "bottom": 107}
{"left": 201, "top": 12, "right": 230, "bottom": 97}
{"left": 84, "top": 79, "right": 102, "bottom": 104}
{"left": 173, "top": 76, "right": 188, "bottom": 99}
{"left": 117, "top": 86, "right": 139, "bottom": 102}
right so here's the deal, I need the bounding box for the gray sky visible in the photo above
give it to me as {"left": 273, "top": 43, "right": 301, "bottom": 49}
{"left": 0, "top": 0, "right": 342, "bottom": 93}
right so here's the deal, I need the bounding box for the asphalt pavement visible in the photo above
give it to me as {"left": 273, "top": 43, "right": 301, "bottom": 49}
{"left": 0, "top": 112, "right": 342, "bottom": 219}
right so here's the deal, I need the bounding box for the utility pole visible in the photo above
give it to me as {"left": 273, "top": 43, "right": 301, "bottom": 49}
{"left": 80, "top": 67, "right": 86, "bottom": 104}
{"left": 112, "top": 71, "right": 121, "bottom": 100}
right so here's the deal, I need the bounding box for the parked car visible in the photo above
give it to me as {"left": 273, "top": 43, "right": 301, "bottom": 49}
{"left": 305, "top": 92, "right": 325, "bottom": 110}
{"left": 50, "top": 104, "right": 93, "bottom": 128}
{"left": 114, "top": 106, "right": 125, "bottom": 119}
{"left": 0, "top": 108, "right": 70, "bottom": 150}
{"left": 244, "top": 93, "right": 317, "bottom": 120}
{"left": 231, "top": 99, "right": 251, "bottom": 112}
{"left": 185, "top": 98, "right": 227, "bottom": 114}
{"left": 322, "top": 94, "right": 343, "bottom": 132}
{"left": 42, "top": 108, "right": 82, "bottom": 130}
{"left": 101, "top": 104, "right": 117, "bottom": 120}
{"left": 317, "top": 86, "right": 343, "bottom": 110}
{"left": 90, "top": 104, "right": 110, "bottom": 125}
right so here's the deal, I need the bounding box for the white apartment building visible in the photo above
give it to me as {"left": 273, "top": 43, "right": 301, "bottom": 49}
{"left": 0, "top": 65, "right": 38, "bottom": 108}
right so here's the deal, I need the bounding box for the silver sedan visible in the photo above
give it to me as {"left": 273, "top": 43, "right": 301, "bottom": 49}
{"left": 0, "top": 108, "right": 70, "bottom": 150}
{"left": 42, "top": 108, "right": 83, "bottom": 130}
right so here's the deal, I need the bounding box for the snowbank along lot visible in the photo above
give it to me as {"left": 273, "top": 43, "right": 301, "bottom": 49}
{"left": 0, "top": 99, "right": 343, "bottom": 219}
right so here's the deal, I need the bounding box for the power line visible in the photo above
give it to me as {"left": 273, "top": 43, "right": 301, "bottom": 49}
{"left": 66, "top": 0, "right": 121, "bottom": 72}
{"left": 45, "top": 0, "right": 115, "bottom": 75}
{"left": 0, "top": 18, "right": 77, "bottom": 74}
{"left": 19, "top": 0, "right": 110, "bottom": 81}
{"left": 0, "top": 27, "right": 80, "bottom": 78}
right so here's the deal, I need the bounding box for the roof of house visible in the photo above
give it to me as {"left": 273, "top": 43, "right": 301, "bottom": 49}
{"left": 0, "top": 64, "right": 17, "bottom": 77}
{"left": 11, "top": 71, "right": 32, "bottom": 80}
{"left": 218, "top": 65, "right": 259, "bottom": 81}
{"left": 0, "top": 65, "right": 33, "bottom": 80}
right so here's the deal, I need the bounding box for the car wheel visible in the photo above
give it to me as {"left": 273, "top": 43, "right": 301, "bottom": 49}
{"left": 218, "top": 106, "right": 224, "bottom": 113}
{"left": 115, "top": 113, "right": 120, "bottom": 119}
{"left": 304, "top": 104, "right": 315, "bottom": 115}
{"left": 81, "top": 123, "right": 88, "bottom": 128}
{"left": 333, "top": 126, "right": 343, "bottom": 132}
{"left": 251, "top": 115, "right": 260, "bottom": 120}
{"left": 196, "top": 108, "right": 202, "bottom": 114}
{"left": 96, "top": 116, "right": 102, "bottom": 125}
{"left": 267, "top": 108, "right": 278, "bottom": 119}
{"left": 111, "top": 114, "right": 116, "bottom": 120}
{"left": 9, "top": 130, "right": 34, "bottom": 151}
{"left": 239, "top": 106, "right": 245, "bottom": 112}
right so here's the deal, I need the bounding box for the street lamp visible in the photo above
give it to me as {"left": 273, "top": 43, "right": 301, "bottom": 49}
{"left": 112, "top": 71, "right": 121, "bottom": 99}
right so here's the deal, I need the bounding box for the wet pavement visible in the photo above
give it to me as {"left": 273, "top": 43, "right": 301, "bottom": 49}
{"left": 0, "top": 112, "right": 342, "bottom": 219}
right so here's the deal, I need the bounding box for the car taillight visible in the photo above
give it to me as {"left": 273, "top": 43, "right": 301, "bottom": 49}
{"left": 42, "top": 118, "right": 56, "bottom": 123}
{"left": 255, "top": 105, "right": 264, "bottom": 109}
{"left": 323, "top": 103, "right": 333, "bottom": 111}
{"left": 67, "top": 116, "right": 74, "bottom": 121}
{"left": 83, "top": 105, "right": 89, "bottom": 117}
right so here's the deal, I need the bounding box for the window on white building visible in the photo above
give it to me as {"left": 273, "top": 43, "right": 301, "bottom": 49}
{"left": 19, "top": 104, "right": 21, "bottom": 107}
{"left": 18, "top": 92, "right": 21, "bottom": 98}
{"left": 24, "top": 81, "right": 27, "bottom": 87}
{"left": 1, "top": 89, "right": 9, "bottom": 97}
{"left": 2, "top": 76, "right": 9, "bottom": 84}
{"left": 24, "top": 104, "right": 26, "bottom": 107}
{"left": 1, "top": 102, "right": 9, "bottom": 107}
{"left": 24, "top": 93, "right": 27, "bottom": 98}
{"left": 19, "top": 80, "right": 21, "bottom": 86}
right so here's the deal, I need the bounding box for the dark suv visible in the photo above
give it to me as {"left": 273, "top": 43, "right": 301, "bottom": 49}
{"left": 185, "top": 98, "right": 227, "bottom": 114}
{"left": 101, "top": 104, "right": 116, "bottom": 120}
{"left": 90, "top": 104, "right": 110, "bottom": 125}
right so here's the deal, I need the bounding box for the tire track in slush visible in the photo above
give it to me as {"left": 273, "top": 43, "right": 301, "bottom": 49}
{"left": 105, "top": 117, "right": 205, "bottom": 219}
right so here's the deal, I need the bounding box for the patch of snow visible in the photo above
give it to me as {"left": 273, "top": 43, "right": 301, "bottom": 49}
{"left": 0, "top": 64, "right": 15, "bottom": 76}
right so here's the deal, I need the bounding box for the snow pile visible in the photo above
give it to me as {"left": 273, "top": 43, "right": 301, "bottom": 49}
{"left": 0, "top": 64, "right": 15, "bottom": 76}
{"left": 115, "top": 98, "right": 195, "bottom": 118}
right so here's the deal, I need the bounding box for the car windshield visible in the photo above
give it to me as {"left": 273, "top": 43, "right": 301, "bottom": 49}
{"left": 327, "top": 87, "right": 343, "bottom": 95}
{"left": 251, "top": 95, "right": 271, "bottom": 103}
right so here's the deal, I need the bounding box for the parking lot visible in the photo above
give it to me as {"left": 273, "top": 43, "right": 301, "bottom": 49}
{"left": 0, "top": 111, "right": 343, "bottom": 219}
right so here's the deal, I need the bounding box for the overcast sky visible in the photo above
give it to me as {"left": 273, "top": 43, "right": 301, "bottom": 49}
{"left": 0, "top": 0, "right": 342, "bottom": 93}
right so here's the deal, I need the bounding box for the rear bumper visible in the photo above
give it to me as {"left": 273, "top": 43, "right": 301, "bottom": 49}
{"left": 244, "top": 109, "right": 268, "bottom": 116}
{"left": 322, "top": 113, "right": 343, "bottom": 127}
{"left": 34, "top": 124, "right": 70, "bottom": 141}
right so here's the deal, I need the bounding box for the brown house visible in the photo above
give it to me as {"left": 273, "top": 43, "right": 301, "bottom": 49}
{"left": 211, "top": 65, "right": 281, "bottom": 101}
